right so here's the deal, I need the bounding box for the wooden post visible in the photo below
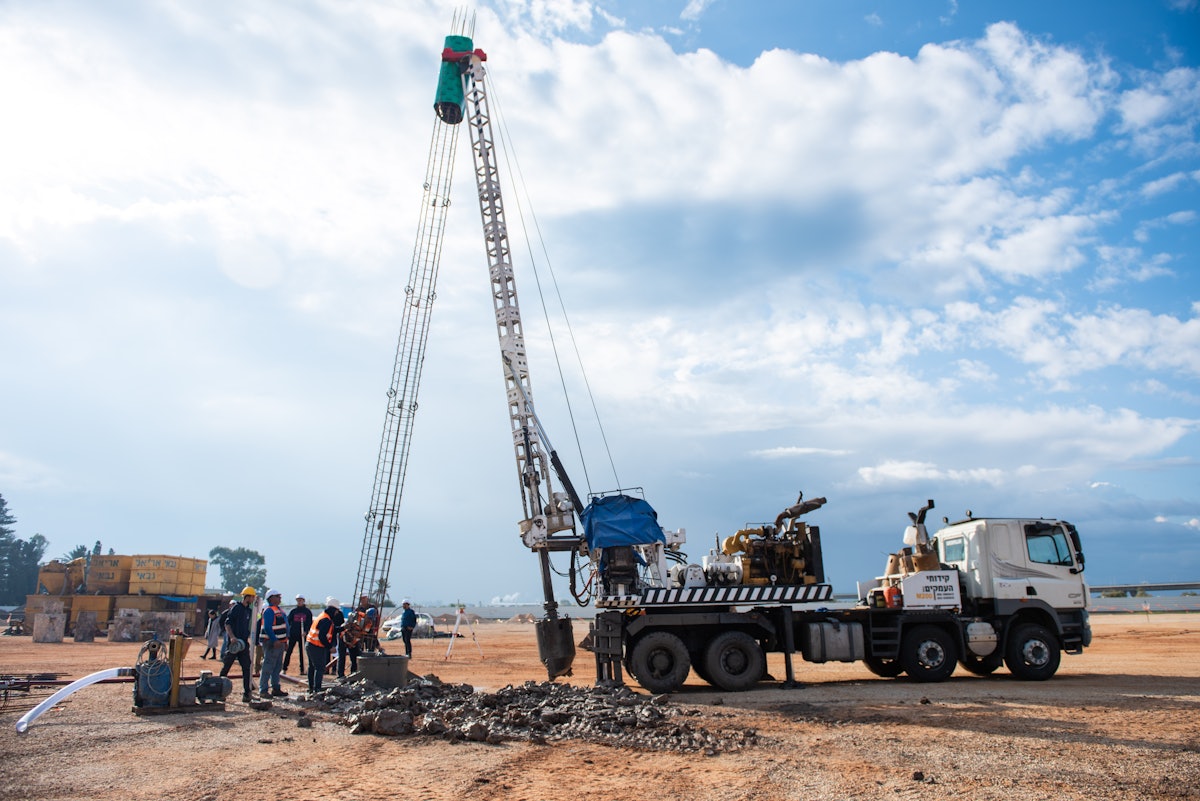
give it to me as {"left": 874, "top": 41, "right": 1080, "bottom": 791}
{"left": 168, "top": 634, "right": 185, "bottom": 708}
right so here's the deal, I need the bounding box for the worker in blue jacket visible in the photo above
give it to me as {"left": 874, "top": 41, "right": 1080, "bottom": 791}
{"left": 399, "top": 599, "right": 417, "bottom": 658}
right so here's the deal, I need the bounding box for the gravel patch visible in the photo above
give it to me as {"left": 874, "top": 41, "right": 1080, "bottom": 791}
{"left": 308, "top": 673, "right": 760, "bottom": 754}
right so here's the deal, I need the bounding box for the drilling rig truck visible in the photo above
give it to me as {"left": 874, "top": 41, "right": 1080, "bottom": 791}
{"left": 361, "top": 24, "right": 1092, "bottom": 694}
{"left": 583, "top": 495, "right": 1091, "bottom": 693}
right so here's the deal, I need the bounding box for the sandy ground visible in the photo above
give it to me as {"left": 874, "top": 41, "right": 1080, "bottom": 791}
{"left": 1, "top": 613, "right": 1198, "bottom": 801}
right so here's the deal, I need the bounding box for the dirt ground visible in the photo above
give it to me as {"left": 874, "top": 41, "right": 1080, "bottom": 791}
{"left": 1, "top": 614, "right": 1198, "bottom": 801}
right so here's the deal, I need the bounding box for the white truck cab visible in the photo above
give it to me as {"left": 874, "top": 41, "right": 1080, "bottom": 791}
{"left": 935, "top": 516, "right": 1089, "bottom": 611}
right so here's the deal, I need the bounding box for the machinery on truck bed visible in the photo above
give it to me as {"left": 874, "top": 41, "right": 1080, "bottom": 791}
{"left": 363, "top": 24, "right": 1091, "bottom": 690}
{"left": 588, "top": 496, "right": 1091, "bottom": 693}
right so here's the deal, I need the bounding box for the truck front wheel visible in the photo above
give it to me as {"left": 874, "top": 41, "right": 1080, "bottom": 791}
{"left": 1004, "top": 623, "right": 1060, "bottom": 681}
{"left": 900, "top": 625, "right": 957, "bottom": 683}
{"left": 629, "top": 631, "right": 691, "bottom": 694}
{"left": 702, "top": 631, "right": 766, "bottom": 692}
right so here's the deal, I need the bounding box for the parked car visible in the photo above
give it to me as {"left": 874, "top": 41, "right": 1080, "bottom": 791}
{"left": 381, "top": 611, "right": 437, "bottom": 639}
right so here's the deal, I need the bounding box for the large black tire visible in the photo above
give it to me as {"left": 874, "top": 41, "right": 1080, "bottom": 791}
{"left": 629, "top": 631, "right": 691, "bottom": 694}
{"left": 899, "top": 624, "right": 958, "bottom": 683}
{"left": 863, "top": 654, "right": 904, "bottom": 678}
{"left": 1004, "top": 623, "right": 1061, "bottom": 681}
{"left": 703, "top": 631, "right": 766, "bottom": 692}
{"left": 959, "top": 651, "right": 1003, "bottom": 676}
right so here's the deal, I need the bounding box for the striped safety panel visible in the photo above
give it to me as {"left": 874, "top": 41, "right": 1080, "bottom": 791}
{"left": 596, "top": 583, "right": 834, "bottom": 609}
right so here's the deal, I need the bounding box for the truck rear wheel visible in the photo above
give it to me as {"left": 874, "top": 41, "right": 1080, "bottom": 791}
{"left": 702, "top": 631, "right": 766, "bottom": 692}
{"left": 629, "top": 631, "right": 691, "bottom": 694}
{"left": 1004, "top": 623, "right": 1060, "bottom": 681}
{"left": 900, "top": 625, "right": 957, "bottom": 683}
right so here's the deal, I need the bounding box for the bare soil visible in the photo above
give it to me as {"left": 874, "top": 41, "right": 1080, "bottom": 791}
{"left": 1, "top": 614, "right": 1198, "bottom": 801}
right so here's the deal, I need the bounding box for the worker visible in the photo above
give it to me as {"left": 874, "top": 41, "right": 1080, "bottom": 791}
{"left": 257, "top": 589, "right": 289, "bottom": 698}
{"left": 305, "top": 598, "right": 339, "bottom": 695}
{"left": 219, "top": 586, "right": 257, "bottom": 702}
{"left": 338, "top": 594, "right": 377, "bottom": 679}
{"left": 326, "top": 597, "right": 345, "bottom": 675}
{"left": 200, "top": 610, "right": 220, "bottom": 659}
{"left": 399, "top": 599, "right": 417, "bottom": 658}
{"left": 283, "top": 594, "right": 312, "bottom": 675}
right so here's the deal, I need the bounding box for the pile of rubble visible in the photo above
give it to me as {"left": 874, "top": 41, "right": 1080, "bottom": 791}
{"left": 311, "top": 675, "right": 759, "bottom": 754}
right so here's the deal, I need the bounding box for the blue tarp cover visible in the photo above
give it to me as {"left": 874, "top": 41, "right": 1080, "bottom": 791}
{"left": 581, "top": 495, "right": 665, "bottom": 550}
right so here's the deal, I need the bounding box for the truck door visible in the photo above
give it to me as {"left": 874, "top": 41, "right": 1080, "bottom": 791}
{"left": 1017, "top": 522, "right": 1087, "bottom": 609}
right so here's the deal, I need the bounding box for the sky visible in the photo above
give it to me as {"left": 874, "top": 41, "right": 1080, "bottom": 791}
{"left": 1, "top": 0, "right": 1198, "bottom": 606}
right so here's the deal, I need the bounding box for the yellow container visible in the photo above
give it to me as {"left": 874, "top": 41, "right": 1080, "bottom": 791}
{"left": 87, "top": 569, "right": 130, "bottom": 594}
{"left": 70, "top": 596, "right": 114, "bottom": 626}
{"left": 128, "top": 555, "right": 207, "bottom": 594}
{"left": 26, "top": 595, "right": 71, "bottom": 615}
{"left": 87, "top": 556, "right": 131, "bottom": 593}
{"left": 114, "top": 594, "right": 164, "bottom": 612}
{"left": 91, "top": 555, "right": 133, "bottom": 571}
{"left": 37, "top": 562, "right": 70, "bottom": 594}
{"left": 133, "top": 555, "right": 182, "bottom": 570}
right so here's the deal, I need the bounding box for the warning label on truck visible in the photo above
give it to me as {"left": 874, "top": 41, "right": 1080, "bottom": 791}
{"left": 900, "top": 570, "right": 961, "bottom": 608}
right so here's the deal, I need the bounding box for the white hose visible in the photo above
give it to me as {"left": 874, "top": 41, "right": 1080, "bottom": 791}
{"left": 16, "top": 667, "right": 132, "bottom": 734}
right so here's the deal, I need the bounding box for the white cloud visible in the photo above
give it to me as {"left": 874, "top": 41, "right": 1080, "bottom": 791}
{"left": 1116, "top": 67, "right": 1200, "bottom": 153}
{"left": 858, "top": 460, "right": 1008, "bottom": 486}
{"left": 1090, "top": 246, "right": 1174, "bottom": 291}
{"left": 1140, "top": 171, "right": 1193, "bottom": 197}
{"left": 753, "top": 446, "right": 855, "bottom": 459}
{"left": 920, "top": 298, "right": 1200, "bottom": 380}
{"left": 681, "top": 0, "right": 716, "bottom": 22}
{"left": 496, "top": 0, "right": 597, "bottom": 34}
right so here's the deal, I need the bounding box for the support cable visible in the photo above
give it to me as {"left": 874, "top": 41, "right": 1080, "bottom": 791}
{"left": 486, "top": 75, "right": 623, "bottom": 496}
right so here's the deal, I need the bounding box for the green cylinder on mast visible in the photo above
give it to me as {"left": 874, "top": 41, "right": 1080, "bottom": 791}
{"left": 434, "top": 35, "right": 473, "bottom": 125}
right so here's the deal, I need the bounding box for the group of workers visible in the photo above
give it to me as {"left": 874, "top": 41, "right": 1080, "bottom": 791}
{"left": 208, "top": 586, "right": 417, "bottom": 703}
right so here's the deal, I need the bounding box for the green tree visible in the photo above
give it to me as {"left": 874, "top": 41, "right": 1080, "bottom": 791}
{"left": 0, "top": 494, "right": 49, "bottom": 604}
{"left": 62, "top": 545, "right": 89, "bottom": 562}
{"left": 208, "top": 546, "right": 266, "bottom": 594}
{"left": 0, "top": 494, "right": 13, "bottom": 539}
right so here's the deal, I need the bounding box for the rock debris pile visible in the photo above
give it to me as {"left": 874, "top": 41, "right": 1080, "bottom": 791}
{"left": 313, "top": 675, "right": 759, "bottom": 754}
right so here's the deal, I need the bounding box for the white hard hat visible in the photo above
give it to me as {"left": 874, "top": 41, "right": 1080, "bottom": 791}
{"left": 326, "top": 597, "right": 340, "bottom": 607}
{"left": 402, "top": 599, "right": 411, "bottom": 605}
{"left": 265, "top": 589, "right": 280, "bottom": 598}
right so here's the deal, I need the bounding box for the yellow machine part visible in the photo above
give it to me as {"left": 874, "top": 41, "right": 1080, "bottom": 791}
{"left": 722, "top": 528, "right": 765, "bottom": 556}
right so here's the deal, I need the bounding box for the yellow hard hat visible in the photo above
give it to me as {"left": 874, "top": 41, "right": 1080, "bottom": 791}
{"left": 240, "top": 586, "right": 257, "bottom": 597}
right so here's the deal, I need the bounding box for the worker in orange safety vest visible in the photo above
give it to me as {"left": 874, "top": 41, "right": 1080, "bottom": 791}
{"left": 305, "top": 598, "right": 339, "bottom": 695}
